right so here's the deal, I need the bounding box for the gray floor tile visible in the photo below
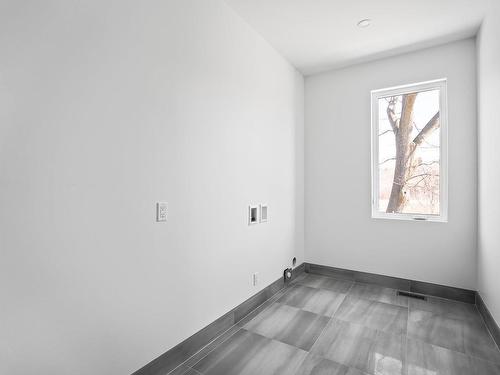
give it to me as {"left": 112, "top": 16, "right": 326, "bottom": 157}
{"left": 408, "top": 308, "right": 500, "bottom": 363}
{"left": 334, "top": 295, "right": 408, "bottom": 335}
{"left": 310, "top": 319, "right": 406, "bottom": 375}
{"left": 346, "top": 368, "right": 370, "bottom": 375}
{"left": 243, "top": 302, "right": 330, "bottom": 350}
{"left": 236, "top": 288, "right": 289, "bottom": 327}
{"left": 193, "top": 329, "right": 307, "bottom": 375}
{"left": 408, "top": 309, "right": 465, "bottom": 353}
{"left": 348, "top": 282, "right": 409, "bottom": 307}
{"left": 278, "top": 284, "right": 347, "bottom": 316}
{"left": 294, "top": 273, "right": 353, "bottom": 293}
{"left": 293, "top": 353, "right": 369, "bottom": 375}
{"left": 471, "top": 357, "right": 500, "bottom": 374}
{"left": 407, "top": 338, "right": 472, "bottom": 375}
{"left": 409, "top": 296, "right": 481, "bottom": 322}
{"left": 406, "top": 338, "right": 500, "bottom": 375}
{"left": 184, "top": 325, "right": 240, "bottom": 367}
{"left": 463, "top": 319, "right": 500, "bottom": 363}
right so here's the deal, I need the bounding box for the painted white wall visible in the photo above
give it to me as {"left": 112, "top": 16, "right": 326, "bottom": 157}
{"left": 0, "top": 1, "right": 304, "bottom": 374}
{"left": 305, "top": 39, "right": 477, "bottom": 289}
{"left": 477, "top": 3, "right": 500, "bottom": 326}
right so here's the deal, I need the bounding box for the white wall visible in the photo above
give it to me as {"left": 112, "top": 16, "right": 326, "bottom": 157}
{"left": 0, "top": 1, "right": 304, "bottom": 374}
{"left": 477, "top": 3, "right": 500, "bottom": 326}
{"left": 305, "top": 39, "right": 477, "bottom": 289}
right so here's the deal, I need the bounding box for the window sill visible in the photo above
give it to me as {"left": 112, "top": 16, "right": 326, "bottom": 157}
{"left": 371, "top": 212, "right": 448, "bottom": 223}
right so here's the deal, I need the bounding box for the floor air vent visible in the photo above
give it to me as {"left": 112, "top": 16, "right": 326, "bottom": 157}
{"left": 397, "top": 291, "right": 427, "bottom": 300}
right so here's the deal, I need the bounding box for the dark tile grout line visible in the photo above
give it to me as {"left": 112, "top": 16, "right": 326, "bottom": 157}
{"left": 298, "top": 280, "right": 355, "bottom": 370}
{"left": 299, "top": 279, "right": 410, "bottom": 374}
{"left": 328, "top": 282, "right": 409, "bottom": 374}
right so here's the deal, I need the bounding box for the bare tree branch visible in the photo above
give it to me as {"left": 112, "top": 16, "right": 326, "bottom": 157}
{"left": 386, "top": 97, "right": 399, "bottom": 133}
{"left": 413, "top": 111, "right": 440, "bottom": 146}
{"left": 379, "top": 157, "right": 396, "bottom": 165}
{"left": 378, "top": 129, "right": 393, "bottom": 137}
{"left": 412, "top": 120, "right": 439, "bottom": 147}
{"left": 406, "top": 176, "right": 429, "bottom": 188}
{"left": 415, "top": 160, "right": 439, "bottom": 168}
{"left": 405, "top": 172, "right": 437, "bottom": 183}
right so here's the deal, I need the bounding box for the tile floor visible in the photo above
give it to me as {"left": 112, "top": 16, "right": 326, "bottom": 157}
{"left": 169, "top": 273, "right": 500, "bottom": 375}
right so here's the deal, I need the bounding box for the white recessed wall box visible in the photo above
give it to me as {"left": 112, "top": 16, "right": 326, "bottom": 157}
{"left": 248, "top": 205, "right": 258, "bottom": 225}
{"left": 156, "top": 202, "right": 168, "bottom": 222}
{"left": 260, "top": 204, "right": 268, "bottom": 223}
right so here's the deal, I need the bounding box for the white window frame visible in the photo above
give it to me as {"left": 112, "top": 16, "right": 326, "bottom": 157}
{"left": 371, "top": 79, "right": 448, "bottom": 222}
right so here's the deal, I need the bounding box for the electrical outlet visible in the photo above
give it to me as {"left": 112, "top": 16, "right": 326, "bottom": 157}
{"left": 156, "top": 202, "right": 168, "bottom": 222}
{"left": 252, "top": 272, "right": 259, "bottom": 286}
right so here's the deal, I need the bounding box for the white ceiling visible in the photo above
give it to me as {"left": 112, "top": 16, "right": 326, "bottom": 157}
{"left": 224, "top": 0, "right": 490, "bottom": 75}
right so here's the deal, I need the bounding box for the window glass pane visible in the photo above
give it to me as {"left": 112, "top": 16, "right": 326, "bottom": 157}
{"left": 377, "top": 89, "right": 440, "bottom": 215}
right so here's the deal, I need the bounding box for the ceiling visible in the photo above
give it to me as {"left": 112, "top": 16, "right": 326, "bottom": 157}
{"left": 224, "top": 0, "right": 490, "bottom": 75}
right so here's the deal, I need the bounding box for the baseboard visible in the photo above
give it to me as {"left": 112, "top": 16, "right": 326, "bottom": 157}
{"left": 133, "top": 263, "right": 305, "bottom": 375}
{"left": 305, "top": 263, "right": 476, "bottom": 304}
{"left": 476, "top": 292, "right": 500, "bottom": 350}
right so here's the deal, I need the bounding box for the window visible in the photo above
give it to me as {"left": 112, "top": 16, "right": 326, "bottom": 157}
{"left": 371, "top": 79, "right": 448, "bottom": 222}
